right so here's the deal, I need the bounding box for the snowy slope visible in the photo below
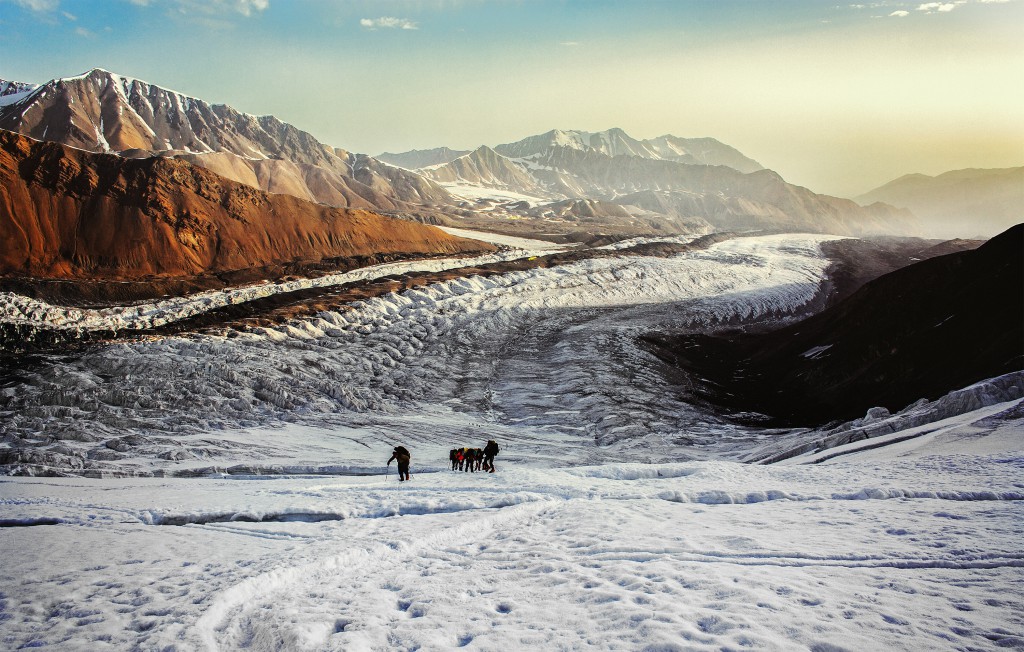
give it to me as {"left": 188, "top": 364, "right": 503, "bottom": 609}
{"left": 751, "top": 373, "right": 1024, "bottom": 465}
{"left": 0, "top": 79, "right": 37, "bottom": 107}
{"left": 1, "top": 451, "right": 1021, "bottom": 650}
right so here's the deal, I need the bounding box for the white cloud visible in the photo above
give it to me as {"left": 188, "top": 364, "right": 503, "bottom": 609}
{"left": 74, "top": 26, "right": 94, "bottom": 37}
{"left": 560, "top": 41, "right": 579, "bottom": 46}
{"left": 61, "top": 9, "right": 74, "bottom": 19}
{"left": 917, "top": 1, "right": 966, "bottom": 11}
{"left": 889, "top": 9, "right": 911, "bottom": 15}
{"left": 9, "top": 0, "right": 60, "bottom": 11}
{"left": 234, "top": 0, "right": 267, "bottom": 17}
{"left": 138, "top": 0, "right": 269, "bottom": 29}
{"left": 360, "top": 16, "right": 418, "bottom": 30}
{"left": 128, "top": 0, "right": 268, "bottom": 16}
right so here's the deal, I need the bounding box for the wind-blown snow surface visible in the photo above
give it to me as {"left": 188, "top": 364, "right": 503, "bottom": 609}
{"left": 1, "top": 456, "right": 1022, "bottom": 651}
{"left": 3, "top": 233, "right": 841, "bottom": 472}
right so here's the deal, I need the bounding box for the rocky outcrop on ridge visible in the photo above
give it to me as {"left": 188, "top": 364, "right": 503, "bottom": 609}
{"left": 0, "top": 79, "right": 36, "bottom": 101}
{"left": 0, "top": 129, "right": 494, "bottom": 282}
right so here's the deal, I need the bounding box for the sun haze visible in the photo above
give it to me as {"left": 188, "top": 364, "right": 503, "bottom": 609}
{"left": 1, "top": 0, "right": 1021, "bottom": 197}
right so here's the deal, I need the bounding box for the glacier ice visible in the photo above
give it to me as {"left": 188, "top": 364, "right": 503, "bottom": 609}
{"left": 2, "top": 234, "right": 867, "bottom": 473}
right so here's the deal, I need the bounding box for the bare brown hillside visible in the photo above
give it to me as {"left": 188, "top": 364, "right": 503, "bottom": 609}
{"left": 0, "top": 130, "right": 493, "bottom": 282}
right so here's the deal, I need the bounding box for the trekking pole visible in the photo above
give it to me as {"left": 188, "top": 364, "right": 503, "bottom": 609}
{"left": 385, "top": 463, "right": 390, "bottom": 482}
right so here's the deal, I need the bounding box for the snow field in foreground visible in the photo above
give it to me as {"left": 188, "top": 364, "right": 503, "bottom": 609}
{"left": 1, "top": 455, "right": 1022, "bottom": 651}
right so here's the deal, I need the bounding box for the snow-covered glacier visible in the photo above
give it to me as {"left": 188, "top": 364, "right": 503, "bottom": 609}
{"left": 2, "top": 233, "right": 841, "bottom": 474}
{"left": 2, "top": 231, "right": 1022, "bottom": 652}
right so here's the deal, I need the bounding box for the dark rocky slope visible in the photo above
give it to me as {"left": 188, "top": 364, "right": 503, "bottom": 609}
{"left": 644, "top": 224, "right": 1023, "bottom": 425}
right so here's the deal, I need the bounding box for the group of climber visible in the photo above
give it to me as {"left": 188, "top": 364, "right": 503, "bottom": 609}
{"left": 386, "top": 439, "right": 500, "bottom": 482}
{"left": 450, "top": 440, "right": 500, "bottom": 473}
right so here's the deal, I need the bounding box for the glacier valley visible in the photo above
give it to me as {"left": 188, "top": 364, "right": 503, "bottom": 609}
{"left": 0, "top": 231, "right": 1021, "bottom": 651}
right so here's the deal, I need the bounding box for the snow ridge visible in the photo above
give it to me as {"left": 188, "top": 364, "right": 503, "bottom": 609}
{"left": 752, "top": 372, "right": 1024, "bottom": 465}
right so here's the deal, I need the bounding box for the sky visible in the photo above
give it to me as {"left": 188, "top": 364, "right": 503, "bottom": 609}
{"left": 0, "top": 0, "right": 1021, "bottom": 197}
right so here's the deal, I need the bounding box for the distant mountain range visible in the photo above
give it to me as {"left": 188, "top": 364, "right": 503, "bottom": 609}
{"left": 382, "top": 129, "right": 918, "bottom": 238}
{"left": 377, "top": 147, "right": 472, "bottom": 171}
{"left": 376, "top": 130, "right": 764, "bottom": 174}
{"left": 494, "top": 128, "right": 765, "bottom": 172}
{"left": 0, "top": 68, "right": 919, "bottom": 239}
{"left": 856, "top": 167, "right": 1023, "bottom": 238}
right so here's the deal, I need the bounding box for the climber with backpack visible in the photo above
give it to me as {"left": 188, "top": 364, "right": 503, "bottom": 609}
{"left": 387, "top": 445, "right": 411, "bottom": 481}
{"left": 483, "top": 440, "right": 499, "bottom": 473}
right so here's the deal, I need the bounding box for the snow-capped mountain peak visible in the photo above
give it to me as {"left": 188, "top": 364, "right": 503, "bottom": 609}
{"left": 0, "top": 67, "right": 457, "bottom": 213}
{"left": 492, "top": 126, "right": 763, "bottom": 172}
{"left": 0, "top": 78, "right": 39, "bottom": 108}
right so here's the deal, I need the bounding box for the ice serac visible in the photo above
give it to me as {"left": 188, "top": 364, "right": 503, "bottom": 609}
{"left": 0, "top": 68, "right": 454, "bottom": 213}
{"left": 0, "top": 129, "right": 494, "bottom": 280}
{"left": 856, "top": 166, "right": 1024, "bottom": 238}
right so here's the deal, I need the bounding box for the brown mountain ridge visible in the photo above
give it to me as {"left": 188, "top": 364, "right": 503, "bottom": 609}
{"left": 0, "top": 129, "right": 493, "bottom": 284}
